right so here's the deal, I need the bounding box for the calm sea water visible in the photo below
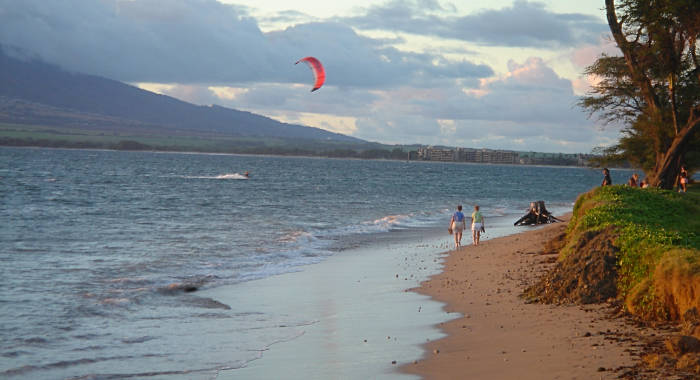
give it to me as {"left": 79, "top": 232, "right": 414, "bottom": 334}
{"left": 1, "top": 147, "right": 631, "bottom": 379}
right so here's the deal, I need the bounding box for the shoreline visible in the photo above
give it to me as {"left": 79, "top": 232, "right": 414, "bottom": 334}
{"left": 204, "top": 232, "right": 452, "bottom": 379}
{"left": 401, "top": 217, "right": 656, "bottom": 379}
{"left": 0, "top": 145, "right": 598, "bottom": 169}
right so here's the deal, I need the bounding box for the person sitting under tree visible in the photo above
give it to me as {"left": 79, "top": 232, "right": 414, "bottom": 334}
{"left": 601, "top": 168, "right": 612, "bottom": 186}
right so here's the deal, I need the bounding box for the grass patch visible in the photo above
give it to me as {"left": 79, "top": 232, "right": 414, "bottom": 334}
{"left": 563, "top": 185, "right": 699, "bottom": 320}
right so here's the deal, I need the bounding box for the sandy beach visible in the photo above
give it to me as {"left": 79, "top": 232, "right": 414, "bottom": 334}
{"left": 403, "top": 217, "right": 656, "bottom": 380}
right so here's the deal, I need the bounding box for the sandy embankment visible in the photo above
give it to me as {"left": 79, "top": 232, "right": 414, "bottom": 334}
{"left": 402, "top": 217, "right": 654, "bottom": 380}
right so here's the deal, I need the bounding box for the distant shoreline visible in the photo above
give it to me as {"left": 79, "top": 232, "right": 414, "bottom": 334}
{"left": 1, "top": 142, "right": 610, "bottom": 169}
{"left": 0, "top": 120, "right": 611, "bottom": 167}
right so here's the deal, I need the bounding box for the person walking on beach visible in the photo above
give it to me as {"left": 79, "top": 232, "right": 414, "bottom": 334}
{"left": 601, "top": 168, "right": 612, "bottom": 186}
{"left": 471, "top": 205, "right": 485, "bottom": 246}
{"left": 449, "top": 205, "right": 466, "bottom": 248}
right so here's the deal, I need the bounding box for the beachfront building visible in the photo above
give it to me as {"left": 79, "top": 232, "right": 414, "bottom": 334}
{"left": 454, "top": 148, "right": 517, "bottom": 164}
{"left": 418, "top": 146, "right": 517, "bottom": 164}
{"left": 417, "top": 146, "right": 456, "bottom": 162}
{"left": 475, "top": 149, "right": 517, "bottom": 164}
{"left": 413, "top": 146, "right": 592, "bottom": 166}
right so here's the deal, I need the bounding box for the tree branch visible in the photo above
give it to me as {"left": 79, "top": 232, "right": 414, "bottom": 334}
{"left": 605, "top": 0, "right": 662, "bottom": 115}
{"left": 691, "top": 37, "right": 700, "bottom": 84}
{"left": 669, "top": 73, "right": 679, "bottom": 135}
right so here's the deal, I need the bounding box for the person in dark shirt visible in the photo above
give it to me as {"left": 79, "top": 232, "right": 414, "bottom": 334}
{"left": 601, "top": 168, "right": 612, "bottom": 186}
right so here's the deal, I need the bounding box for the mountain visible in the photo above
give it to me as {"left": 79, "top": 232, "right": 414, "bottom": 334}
{"left": 0, "top": 48, "right": 362, "bottom": 142}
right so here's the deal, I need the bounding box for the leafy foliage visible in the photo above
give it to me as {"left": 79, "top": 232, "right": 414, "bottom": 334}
{"left": 579, "top": 0, "right": 700, "bottom": 187}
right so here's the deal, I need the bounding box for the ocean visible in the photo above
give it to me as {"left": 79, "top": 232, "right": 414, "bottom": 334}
{"left": 0, "top": 147, "right": 632, "bottom": 379}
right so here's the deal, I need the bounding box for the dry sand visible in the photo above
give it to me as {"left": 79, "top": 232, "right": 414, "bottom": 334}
{"left": 402, "top": 217, "right": 656, "bottom": 380}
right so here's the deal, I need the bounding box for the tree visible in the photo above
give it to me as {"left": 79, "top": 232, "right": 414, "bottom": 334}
{"left": 580, "top": 0, "right": 700, "bottom": 188}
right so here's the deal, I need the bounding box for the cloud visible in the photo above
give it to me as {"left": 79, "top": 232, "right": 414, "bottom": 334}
{"left": 0, "top": 0, "right": 270, "bottom": 82}
{"left": 179, "top": 56, "right": 619, "bottom": 152}
{"left": 0, "top": 0, "right": 492, "bottom": 88}
{"left": 569, "top": 37, "right": 620, "bottom": 94}
{"left": 570, "top": 38, "right": 619, "bottom": 69}
{"left": 266, "top": 22, "right": 493, "bottom": 88}
{"left": 1, "top": 0, "right": 619, "bottom": 153}
{"left": 418, "top": 57, "right": 586, "bottom": 126}
{"left": 343, "top": 0, "right": 607, "bottom": 48}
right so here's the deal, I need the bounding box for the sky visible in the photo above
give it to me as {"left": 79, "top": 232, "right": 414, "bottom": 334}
{"left": 0, "top": 0, "right": 624, "bottom": 153}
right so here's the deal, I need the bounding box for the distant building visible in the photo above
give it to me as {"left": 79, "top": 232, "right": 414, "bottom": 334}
{"left": 429, "top": 149, "right": 455, "bottom": 162}
{"left": 411, "top": 146, "right": 590, "bottom": 166}
{"left": 417, "top": 146, "right": 456, "bottom": 162}
{"left": 481, "top": 149, "right": 516, "bottom": 164}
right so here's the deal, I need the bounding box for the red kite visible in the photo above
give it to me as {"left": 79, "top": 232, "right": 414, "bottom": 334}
{"left": 295, "top": 56, "right": 325, "bottom": 92}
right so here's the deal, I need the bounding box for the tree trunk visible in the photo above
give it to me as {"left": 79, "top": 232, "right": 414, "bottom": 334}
{"left": 605, "top": 0, "right": 699, "bottom": 189}
{"left": 650, "top": 119, "right": 699, "bottom": 189}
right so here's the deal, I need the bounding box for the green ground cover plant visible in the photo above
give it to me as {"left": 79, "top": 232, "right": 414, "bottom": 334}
{"left": 564, "top": 185, "right": 699, "bottom": 319}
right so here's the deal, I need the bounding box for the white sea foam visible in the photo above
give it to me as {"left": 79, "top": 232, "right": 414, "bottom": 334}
{"left": 277, "top": 230, "right": 316, "bottom": 244}
{"left": 362, "top": 211, "right": 443, "bottom": 231}
{"left": 214, "top": 173, "right": 249, "bottom": 180}
{"left": 106, "top": 277, "right": 148, "bottom": 284}
{"left": 488, "top": 207, "right": 508, "bottom": 217}
{"left": 101, "top": 297, "right": 130, "bottom": 305}
{"left": 178, "top": 173, "right": 249, "bottom": 180}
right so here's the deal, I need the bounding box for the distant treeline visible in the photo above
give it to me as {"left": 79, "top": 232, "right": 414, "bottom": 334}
{"left": 0, "top": 137, "right": 409, "bottom": 159}
{"left": 1, "top": 136, "right": 603, "bottom": 167}
{"left": 1, "top": 137, "right": 154, "bottom": 151}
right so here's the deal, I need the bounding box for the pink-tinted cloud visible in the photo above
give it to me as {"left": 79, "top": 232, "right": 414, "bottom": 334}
{"left": 571, "top": 38, "right": 619, "bottom": 69}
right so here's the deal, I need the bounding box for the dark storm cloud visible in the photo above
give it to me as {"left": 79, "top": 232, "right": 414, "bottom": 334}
{"left": 269, "top": 22, "right": 493, "bottom": 88}
{"left": 343, "top": 0, "right": 607, "bottom": 47}
{"left": 0, "top": 0, "right": 271, "bottom": 83}
{"left": 0, "top": 0, "right": 492, "bottom": 86}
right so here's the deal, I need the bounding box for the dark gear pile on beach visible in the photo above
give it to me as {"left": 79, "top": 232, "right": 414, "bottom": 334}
{"left": 514, "top": 201, "right": 563, "bottom": 226}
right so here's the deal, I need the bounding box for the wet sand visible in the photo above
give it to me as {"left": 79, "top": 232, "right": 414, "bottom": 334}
{"left": 402, "top": 217, "right": 653, "bottom": 380}
{"left": 204, "top": 232, "right": 453, "bottom": 379}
